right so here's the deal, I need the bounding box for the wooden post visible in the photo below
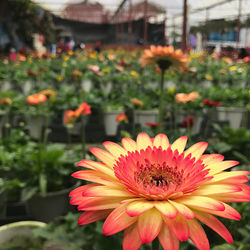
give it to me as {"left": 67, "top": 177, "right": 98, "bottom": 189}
{"left": 181, "top": 0, "right": 187, "bottom": 52}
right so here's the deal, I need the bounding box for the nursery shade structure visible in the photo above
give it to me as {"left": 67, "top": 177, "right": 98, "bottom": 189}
{"left": 34, "top": 0, "right": 250, "bottom": 46}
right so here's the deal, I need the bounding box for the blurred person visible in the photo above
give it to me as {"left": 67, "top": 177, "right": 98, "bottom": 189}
{"left": 94, "top": 40, "right": 101, "bottom": 53}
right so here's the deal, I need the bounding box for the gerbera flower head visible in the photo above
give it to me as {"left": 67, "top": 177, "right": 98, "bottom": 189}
{"left": 141, "top": 45, "right": 188, "bottom": 71}
{"left": 130, "top": 98, "right": 143, "bottom": 108}
{"left": 116, "top": 113, "right": 128, "bottom": 123}
{"left": 26, "top": 93, "right": 47, "bottom": 105}
{"left": 145, "top": 122, "right": 158, "bottom": 128}
{"left": 0, "top": 98, "right": 12, "bottom": 105}
{"left": 40, "top": 89, "right": 56, "bottom": 101}
{"left": 175, "top": 92, "right": 199, "bottom": 103}
{"left": 64, "top": 110, "right": 77, "bottom": 125}
{"left": 73, "top": 70, "right": 83, "bottom": 77}
{"left": 75, "top": 102, "right": 91, "bottom": 117}
{"left": 182, "top": 116, "right": 194, "bottom": 128}
{"left": 70, "top": 132, "right": 250, "bottom": 250}
{"left": 203, "top": 99, "right": 221, "bottom": 107}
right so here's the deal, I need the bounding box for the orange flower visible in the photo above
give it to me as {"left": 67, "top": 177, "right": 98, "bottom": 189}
{"left": 70, "top": 132, "right": 250, "bottom": 249}
{"left": 75, "top": 102, "right": 91, "bottom": 117}
{"left": 26, "top": 94, "right": 47, "bottom": 105}
{"left": 130, "top": 98, "right": 143, "bottom": 108}
{"left": 40, "top": 89, "right": 56, "bottom": 101}
{"left": 116, "top": 113, "right": 128, "bottom": 123}
{"left": 141, "top": 45, "right": 188, "bottom": 70}
{"left": 88, "top": 65, "right": 102, "bottom": 76}
{"left": 175, "top": 92, "right": 199, "bottom": 103}
{"left": 73, "top": 70, "right": 83, "bottom": 77}
{"left": 64, "top": 110, "right": 77, "bottom": 125}
{"left": 0, "top": 98, "right": 12, "bottom": 105}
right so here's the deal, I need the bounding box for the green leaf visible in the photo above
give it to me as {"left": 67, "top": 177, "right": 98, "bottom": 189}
{"left": 39, "top": 173, "right": 47, "bottom": 197}
{"left": 21, "top": 186, "right": 38, "bottom": 202}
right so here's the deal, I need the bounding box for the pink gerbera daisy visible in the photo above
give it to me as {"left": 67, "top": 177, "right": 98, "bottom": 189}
{"left": 70, "top": 133, "right": 250, "bottom": 250}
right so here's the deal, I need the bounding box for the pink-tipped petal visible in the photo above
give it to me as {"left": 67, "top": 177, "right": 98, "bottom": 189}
{"left": 103, "top": 204, "right": 137, "bottom": 235}
{"left": 83, "top": 185, "right": 134, "bottom": 198}
{"left": 194, "top": 210, "right": 233, "bottom": 243}
{"left": 78, "top": 210, "right": 112, "bottom": 225}
{"left": 168, "top": 200, "right": 195, "bottom": 219}
{"left": 174, "top": 196, "right": 225, "bottom": 211}
{"left": 200, "top": 154, "right": 224, "bottom": 165}
{"left": 184, "top": 142, "right": 208, "bottom": 161}
{"left": 186, "top": 219, "right": 210, "bottom": 250}
{"left": 136, "top": 132, "right": 153, "bottom": 151}
{"left": 89, "top": 147, "right": 115, "bottom": 167}
{"left": 206, "top": 161, "right": 239, "bottom": 175}
{"left": 123, "top": 223, "right": 142, "bottom": 250}
{"left": 126, "top": 200, "right": 154, "bottom": 217}
{"left": 158, "top": 223, "right": 179, "bottom": 250}
{"left": 122, "top": 137, "right": 137, "bottom": 152}
{"left": 171, "top": 136, "right": 187, "bottom": 154}
{"left": 163, "top": 214, "right": 189, "bottom": 241}
{"left": 154, "top": 201, "right": 178, "bottom": 219}
{"left": 153, "top": 134, "right": 169, "bottom": 149}
{"left": 207, "top": 171, "right": 250, "bottom": 184}
{"left": 138, "top": 208, "right": 162, "bottom": 244}
{"left": 103, "top": 141, "right": 127, "bottom": 158}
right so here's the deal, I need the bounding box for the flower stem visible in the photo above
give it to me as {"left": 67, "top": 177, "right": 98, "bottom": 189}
{"left": 157, "top": 70, "right": 165, "bottom": 133}
{"left": 81, "top": 116, "right": 86, "bottom": 158}
{"left": 152, "top": 238, "right": 160, "bottom": 250}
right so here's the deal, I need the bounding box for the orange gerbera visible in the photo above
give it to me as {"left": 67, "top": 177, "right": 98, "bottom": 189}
{"left": 70, "top": 132, "right": 250, "bottom": 250}
{"left": 116, "top": 113, "right": 128, "bottom": 123}
{"left": 73, "top": 70, "right": 83, "bottom": 77}
{"left": 130, "top": 98, "right": 143, "bottom": 108}
{"left": 0, "top": 98, "right": 12, "bottom": 105}
{"left": 141, "top": 45, "right": 188, "bottom": 70}
{"left": 64, "top": 110, "right": 77, "bottom": 125}
{"left": 175, "top": 92, "right": 199, "bottom": 103}
{"left": 40, "top": 89, "right": 56, "bottom": 101}
{"left": 75, "top": 102, "right": 91, "bottom": 117}
{"left": 26, "top": 93, "right": 47, "bottom": 105}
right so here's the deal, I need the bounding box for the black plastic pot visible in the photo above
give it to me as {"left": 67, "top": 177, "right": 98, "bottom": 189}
{"left": 26, "top": 188, "right": 72, "bottom": 223}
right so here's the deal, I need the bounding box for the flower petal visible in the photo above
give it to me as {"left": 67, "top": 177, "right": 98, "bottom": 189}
{"left": 184, "top": 142, "right": 208, "bottom": 161}
{"left": 163, "top": 214, "right": 189, "bottom": 241}
{"left": 186, "top": 219, "right": 209, "bottom": 250}
{"left": 122, "top": 137, "right": 137, "bottom": 152}
{"left": 171, "top": 136, "right": 187, "bottom": 154}
{"left": 154, "top": 201, "right": 178, "bottom": 219}
{"left": 136, "top": 132, "right": 153, "bottom": 151}
{"left": 174, "top": 196, "right": 225, "bottom": 211}
{"left": 78, "top": 210, "right": 112, "bottom": 225}
{"left": 158, "top": 223, "right": 179, "bottom": 250}
{"left": 103, "top": 141, "right": 127, "bottom": 158}
{"left": 153, "top": 134, "right": 169, "bottom": 150}
{"left": 168, "top": 200, "right": 195, "bottom": 219}
{"left": 207, "top": 171, "right": 250, "bottom": 184}
{"left": 89, "top": 147, "right": 116, "bottom": 167}
{"left": 126, "top": 200, "right": 154, "bottom": 217}
{"left": 200, "top": 154, "right": 224, "bottom": 165}
{"left": 138, "top": 208, "right": 162, "bottom": 243}
{"left": 206, "top": 161, "right": 239, "bottom": 175}
{"left": 123, "top": 223, "right": 142, "bottom": 250}
{"left": 191, "top": 184, "right": 242, "bottom": 196}
{"left": 83, "top": 185, "right": 134, "bottom": 198}
{"left": 77, "top": 197, "right": 124, "bottom": 211}
{"left": 103, "top": 204, "right": 137, "bottom": 235}
{"left": 194, "top": 210, "right": 233, "bottom": 243}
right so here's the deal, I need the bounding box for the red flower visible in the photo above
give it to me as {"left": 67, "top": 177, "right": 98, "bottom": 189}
{"left": 243, "top": 56, "right": 250, "bottom": 63}
{"left": 182, "top": 116, "right": 194, "bottom": 128}
{"left": 116, "top": 113, "right": 128, "bottom": 123}
{"left": 203, "top": 99, "right": 221, "bottom": 107}
{"left": 26, "top": 94, "right": 47, "bottom": 105}
{"left": 155, "top": 68, "right": 162, "bottom": 73}
{"left": 27, "top": 70, "right": 39, "bottom": 77}
{"left": 119, "top": 61, "right": 126, "bottom": 66}
{"left": 75, "top": 102, "right": 91, "bottom": 117}
{"left": 145, "top": 122, "right": 158, "bottom": 128}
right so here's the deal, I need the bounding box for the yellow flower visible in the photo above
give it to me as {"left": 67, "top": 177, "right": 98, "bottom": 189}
{"left": 205, "top": 74, "right": 213, "bottom": 81}
{"left": 168, "top": 86, "right": 176, "bottom": 94}
{"left": 103, "top": 68, "right": 111, "bottom": 74}
{"left": 63, "top": 55, "right": 69, "bottom": 61}
{"left": 14, "top": 62, "right": 20, "bottom": 67}
{"left": 51, "top": 54, "right": 57, "bottom": 59}
{"left": 90, "top": 52, "right": 97, "bottom": 59}
{"left": 229, "top": 66, "right": 237, "bottom": 71}
{"left": 57, "top": 76, "right": 63, "bottom": 82}
{"left": 40, "top": 89, "right": 57, "bottom": 101}
{"left": 130, "top": 71, "right": 139, "bottom": 79}
{"left": 99, "top": 55, "right": 105, "bottom": 61}
{"left": 62, "top": 62, "right": 67, "bottom": 68}
{"left": 73, "top": 70, "right": 83, "bottom": 77}
{"left": 28, "top": 58, "right": 32, "bottom": 64}
{"left": 68, "top": 50, "right": 73, "bottom": 55}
